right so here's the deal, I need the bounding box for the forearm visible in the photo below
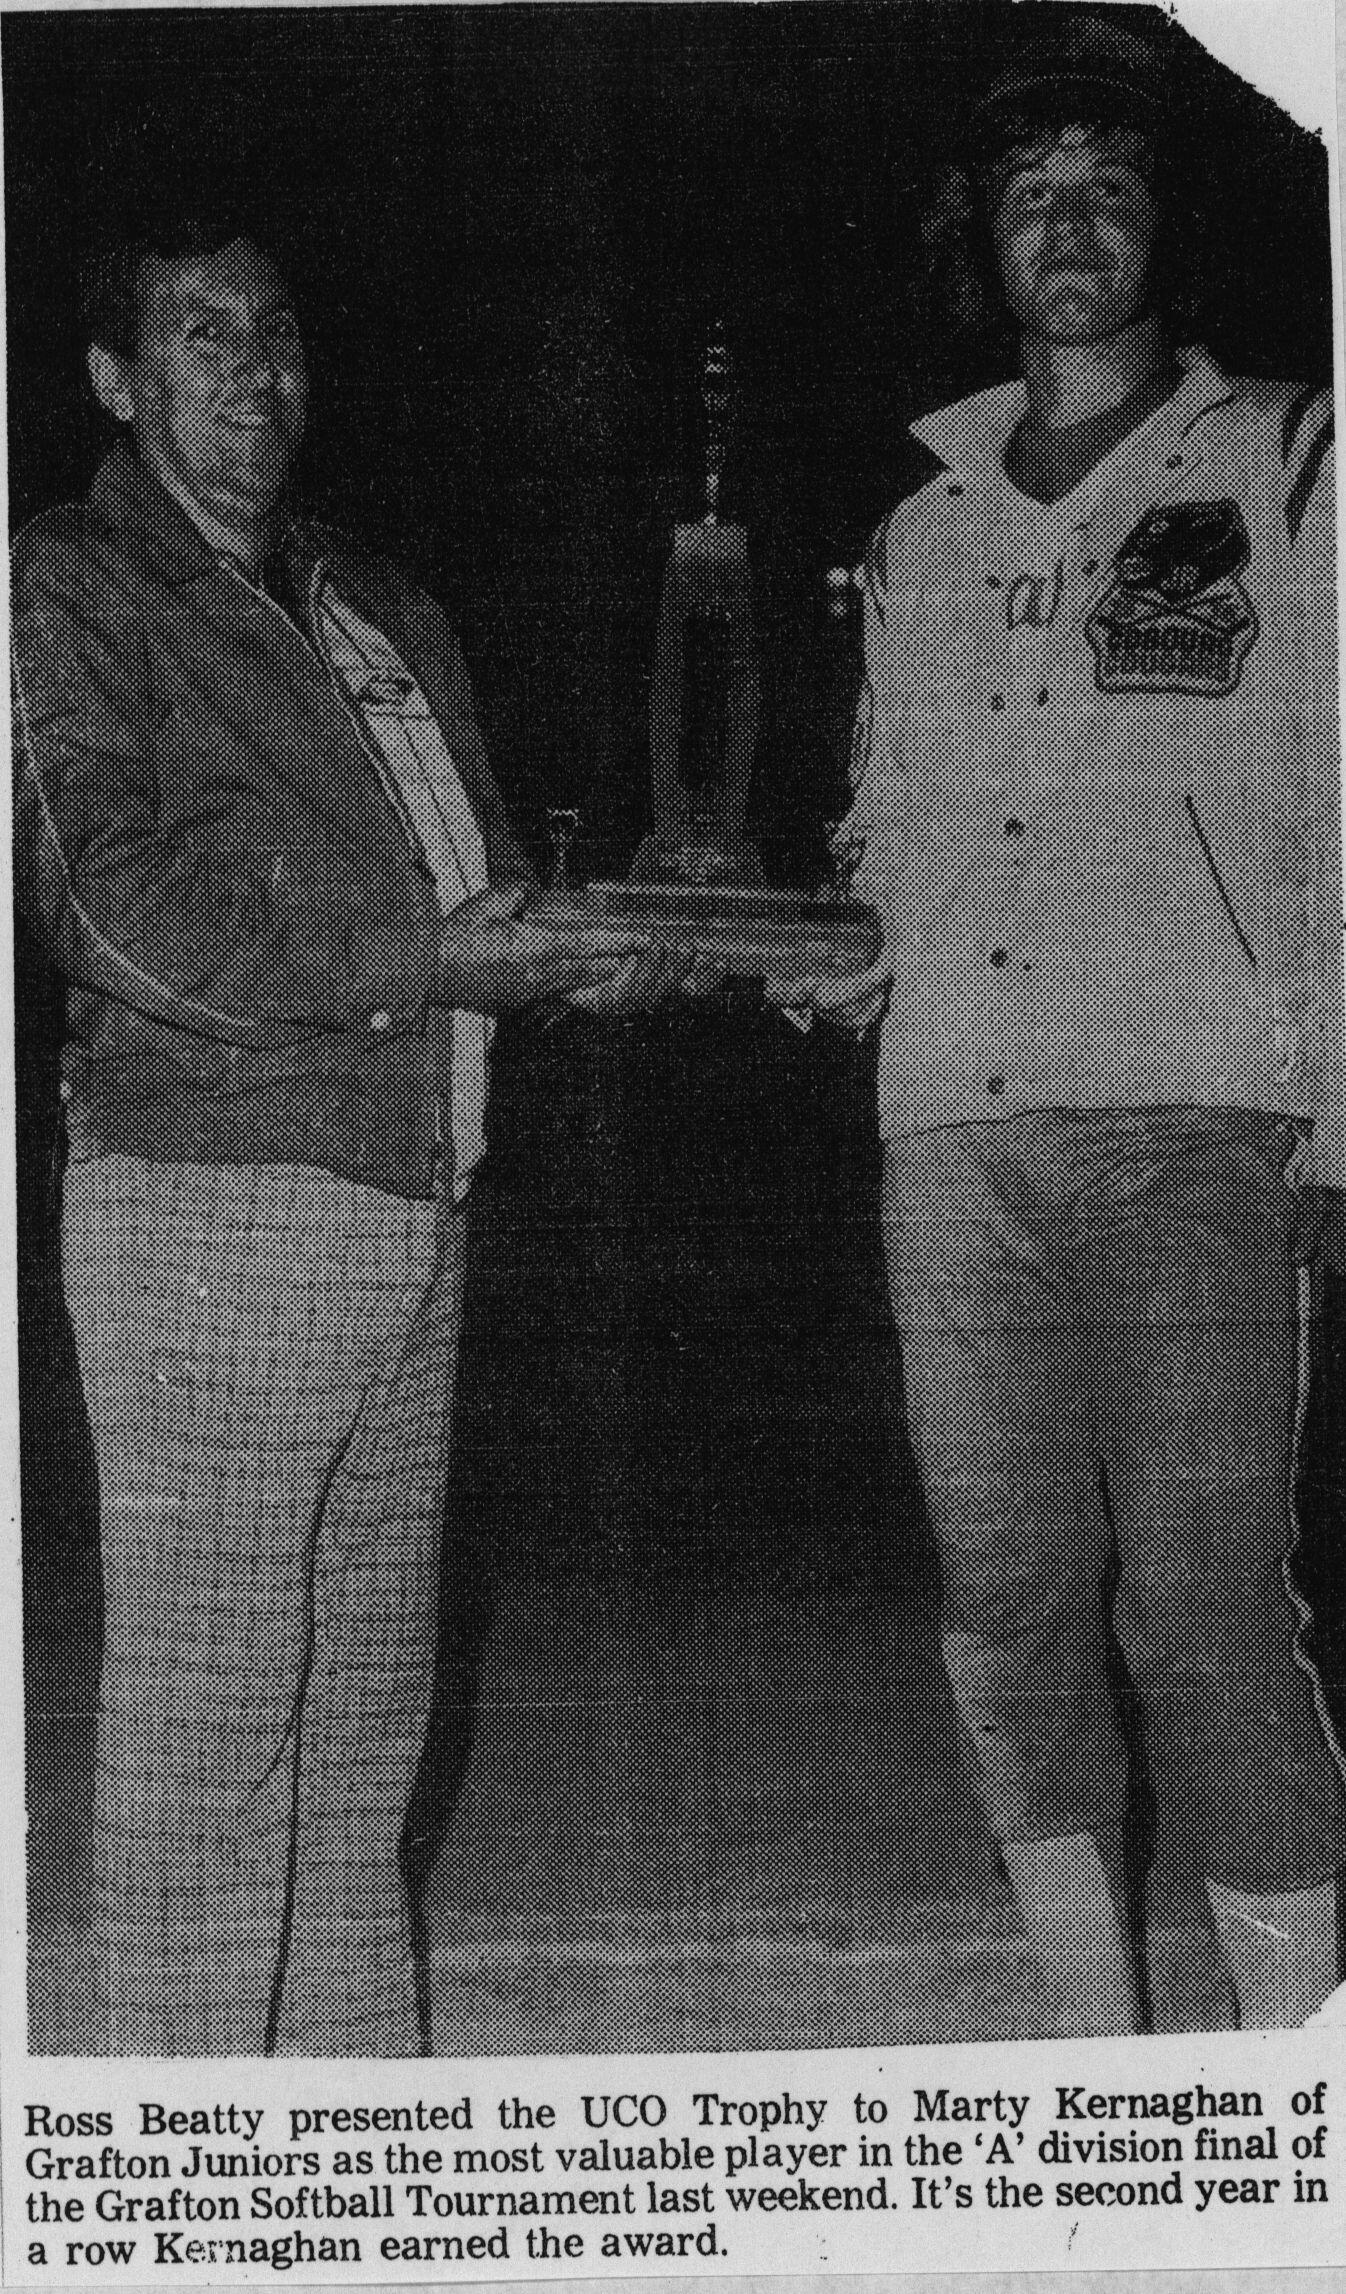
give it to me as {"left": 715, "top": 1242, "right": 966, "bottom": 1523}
{"left": 19, "top": 760, "right": 445, "bottom": 1041}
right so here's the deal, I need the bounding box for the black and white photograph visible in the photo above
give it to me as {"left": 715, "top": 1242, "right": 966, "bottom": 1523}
{"left": 8, "top": 0, "right": 1346, "bottom": 2078}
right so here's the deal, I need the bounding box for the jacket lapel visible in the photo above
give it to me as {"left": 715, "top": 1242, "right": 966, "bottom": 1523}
{"left": 93, "top": 448, "right": 506, "bottom": 890}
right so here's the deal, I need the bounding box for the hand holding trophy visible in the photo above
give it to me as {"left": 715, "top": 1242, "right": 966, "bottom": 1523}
{"left": 761, "top": 822, "right": 893, "bottom": 1029}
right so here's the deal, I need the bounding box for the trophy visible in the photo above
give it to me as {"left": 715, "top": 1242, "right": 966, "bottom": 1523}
{"left": 633, "top": 318, "right": 761, "bottom": 889}
{"left": 527, "top": 326, "right": 882, "bottom": 988}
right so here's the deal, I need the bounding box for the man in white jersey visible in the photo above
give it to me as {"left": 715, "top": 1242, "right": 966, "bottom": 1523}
{"left": 813, "top": 18, "right": 1345, "bottom": 2033}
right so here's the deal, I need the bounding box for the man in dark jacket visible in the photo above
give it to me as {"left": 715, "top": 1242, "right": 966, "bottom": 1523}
{"left": 13, "top": 217, "right": 679, "bottom": 2055}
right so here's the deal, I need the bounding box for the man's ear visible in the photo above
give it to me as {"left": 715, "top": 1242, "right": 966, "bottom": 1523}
{"left": 87, "top": 342, "right": 135, "bottom": 424}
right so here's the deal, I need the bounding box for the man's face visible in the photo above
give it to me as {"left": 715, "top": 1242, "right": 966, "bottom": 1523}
{"left": 992, "top": 125, "right": 1157, "bottom": 347}
{"left": 92, "top": 238, "right": 308, "bottom": 528}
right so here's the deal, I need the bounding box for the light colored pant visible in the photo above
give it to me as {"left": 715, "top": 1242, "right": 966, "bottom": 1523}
{"left": 882, "top": 1111, "right": 1346, "bottom": 1889}
{"left": 63, "top": 1157, "right": 465, "bottom": 2056}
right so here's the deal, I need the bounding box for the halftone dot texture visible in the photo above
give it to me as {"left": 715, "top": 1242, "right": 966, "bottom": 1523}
{"left": 60, "top": 1158, "right": 464, "bottom": 2055}
{"left": 12, "top": 431, "right": 536, "bottom": 2055}
{"left": 17, "top": 341, "right": 1345, "bottom": 2054}
{"left": 882, "top": 1114, "right": 1346, "bottom": 1889}
{"left": 10, "top": 439, "right": 530, "bottom": 1209}
{"left": 416, "top": 1584, "right": 1239, "bottom": 2055}
{"left": 849, "top": 354, "right": 1341, "bottom": 1157}
{"left": 841, "top": 349, "right": 1346, "bottom": 1976}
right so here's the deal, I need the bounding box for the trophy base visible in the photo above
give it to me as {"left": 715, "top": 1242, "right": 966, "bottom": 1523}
{"left": 529, "top": 881, "right": 883, "bottom": 982}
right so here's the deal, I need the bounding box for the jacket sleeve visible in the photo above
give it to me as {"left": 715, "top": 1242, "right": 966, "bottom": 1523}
{"left": 12, "top": 521, "right": 445, "bottom": 1041}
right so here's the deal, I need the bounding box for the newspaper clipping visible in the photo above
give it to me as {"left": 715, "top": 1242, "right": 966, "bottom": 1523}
{"left": 4, "top": 0, "right": 1345, "bottom": 2286}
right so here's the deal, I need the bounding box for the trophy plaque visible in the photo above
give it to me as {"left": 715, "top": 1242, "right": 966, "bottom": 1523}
{"left": 529, "top": 872, "right": 885, "bottom": 983}
{"left": 528, "top": 325, "right": 882, "bottom": 987}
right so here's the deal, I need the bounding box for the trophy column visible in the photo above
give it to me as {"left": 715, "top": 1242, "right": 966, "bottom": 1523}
{"left": 637, "top": 323, "right": 763, "bottom": 886}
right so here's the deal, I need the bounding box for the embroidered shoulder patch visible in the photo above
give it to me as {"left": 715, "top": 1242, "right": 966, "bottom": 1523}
{"left": 1084, "top": 499, "right": 1257, "bottom": 696}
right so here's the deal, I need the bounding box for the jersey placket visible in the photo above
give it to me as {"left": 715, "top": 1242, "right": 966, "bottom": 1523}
{"left": 978, "top": 479, "right": 1074, "bottom": 1104}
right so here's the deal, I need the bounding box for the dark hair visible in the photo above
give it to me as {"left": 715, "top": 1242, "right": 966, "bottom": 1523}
{"left": 916, "top": 104, "right": 1222, "bottom": 372}
{"left": 79, "top": 204, "right": 272, "bottom": 359}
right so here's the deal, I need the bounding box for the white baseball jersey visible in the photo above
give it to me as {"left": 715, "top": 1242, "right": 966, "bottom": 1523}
{"left": 846, "top": 348, "right": 1344, "bottom": 1178}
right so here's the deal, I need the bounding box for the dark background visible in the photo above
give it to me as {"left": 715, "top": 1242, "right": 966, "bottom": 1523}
{"left": 5, "top": 3, "right": 1335, "bottom": 868}
{"left": 9, "top": 3, "right": 1345, "bottom": 2037}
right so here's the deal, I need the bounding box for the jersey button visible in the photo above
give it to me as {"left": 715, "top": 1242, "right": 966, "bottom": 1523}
{"left": 987, "top": 1076, "right": 1006, "bottom": 1097}
{"left": 989, "top": 949, "right": 1008, "bottom": 968}
{"left": 1005, "top": 818, "right": 1025, "bottom": 839}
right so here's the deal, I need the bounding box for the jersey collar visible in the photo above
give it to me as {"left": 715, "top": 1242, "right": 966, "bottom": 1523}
{"left": 909, "top": 345, "right": 1236, "bottom": 486}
